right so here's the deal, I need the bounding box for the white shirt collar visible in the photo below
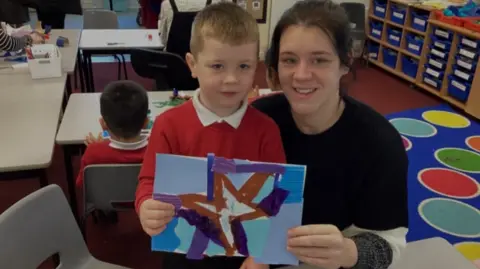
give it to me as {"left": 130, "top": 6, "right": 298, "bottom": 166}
{"left": 192, "top": 89, "right": 248, "bottom": 129}
{"left": 109, "top": 134, "right": 149, "bottom": 150}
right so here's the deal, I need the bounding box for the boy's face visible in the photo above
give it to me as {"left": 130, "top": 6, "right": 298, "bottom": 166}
{"left": 186, "top": 38, "right": 258, "bottom": 116}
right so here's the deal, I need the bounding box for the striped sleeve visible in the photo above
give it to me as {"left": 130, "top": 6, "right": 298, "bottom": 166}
{"left": 0, "top": 29, "right": 28, "bottom": 52}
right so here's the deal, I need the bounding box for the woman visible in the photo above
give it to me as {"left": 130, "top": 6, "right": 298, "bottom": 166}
{"left": 252, "top": 1, "right": 408, "bottom": 269}
{"left": 0, "top": 28, "right": 44, "bottom": 52}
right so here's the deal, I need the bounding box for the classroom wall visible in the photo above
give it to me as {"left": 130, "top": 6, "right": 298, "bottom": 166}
{"left": 257, "top": 0, "right": 272, "bottom": 60}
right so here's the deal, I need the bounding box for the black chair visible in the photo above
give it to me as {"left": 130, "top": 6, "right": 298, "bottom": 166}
{"left": 131, "top": 48, "right": 199, "bottom": 91}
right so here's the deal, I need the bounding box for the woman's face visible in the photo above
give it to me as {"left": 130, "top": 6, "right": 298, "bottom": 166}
{"left": 277, "top": 25, "right": 348, "bottom": 116}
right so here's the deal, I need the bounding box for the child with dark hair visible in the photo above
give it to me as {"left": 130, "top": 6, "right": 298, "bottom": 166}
{"left": 76, "top": 80, "right": 150, "bottom": 187}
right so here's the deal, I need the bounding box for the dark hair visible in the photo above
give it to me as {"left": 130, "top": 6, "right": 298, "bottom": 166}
{"left": 266, "top": 0, "right": 352, "bottom": 96}
{"left": 100, "top": 80, "right": 149, "bottom": 139}
{"left": 264, "top": 47, "right": 273, "bottom": 80}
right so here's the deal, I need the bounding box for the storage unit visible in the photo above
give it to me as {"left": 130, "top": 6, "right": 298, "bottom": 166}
{"left": 366, "top": 0, "right": 480, "bottom": 120}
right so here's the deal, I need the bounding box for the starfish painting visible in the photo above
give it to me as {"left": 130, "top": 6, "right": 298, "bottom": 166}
{"left": 152, "top": 153, "right": 306, "bottom": 265}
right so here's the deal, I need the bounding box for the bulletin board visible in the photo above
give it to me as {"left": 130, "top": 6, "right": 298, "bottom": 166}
{"left": 234, "top": 0, "right": 268, "bottom": 23}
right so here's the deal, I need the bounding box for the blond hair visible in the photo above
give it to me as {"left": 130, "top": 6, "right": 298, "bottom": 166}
{"left": 190, "top": 2, "right": 259, "bottom": 56}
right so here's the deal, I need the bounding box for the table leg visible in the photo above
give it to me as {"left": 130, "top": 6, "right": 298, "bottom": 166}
{"left": 109, "top": 0, "right": 114, "bottom": 10}
{"left": 77, "top": 50, "right": 85, "bottom": 92}
{"left": 87, "top": 54, "right": 95, "bottom": 92}
{"left": 63, "top": 145, "right": 78, "bottom": 221}
{"left": 63, "top": 75, "right": 72, "bottom": 110}
{"left": 39, "top": 169, "right": 48, "bottom": 188}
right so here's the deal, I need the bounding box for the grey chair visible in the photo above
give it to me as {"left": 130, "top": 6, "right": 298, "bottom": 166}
{"left": 82, "top": 9, "right": 128, "bottom": 80}
{"left": 81, "top": 164, "right": 141, "bottom": 236}
{"left": 341, "top": 2, "right": 366, "bottom": 79}
{"left": 0, "top": 184, "right": 131, "bottom": 269}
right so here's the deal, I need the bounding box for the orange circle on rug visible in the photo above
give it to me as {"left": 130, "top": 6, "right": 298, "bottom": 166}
{"left": 418, "top": 168, "right": 479, "bottom": 199}
{"left": 466, "top": 136, "right": 480, "bottom": 153}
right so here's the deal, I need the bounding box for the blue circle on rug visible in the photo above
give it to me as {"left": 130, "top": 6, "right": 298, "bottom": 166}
{"left": 390, "top": 118, "right": 437, "bottom": 138}
{"left": 419, "top": 198, "right": 480, "bottom": 238}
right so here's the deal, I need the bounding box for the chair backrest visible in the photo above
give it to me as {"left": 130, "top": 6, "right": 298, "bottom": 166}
{"left": 83, "top": 164, "right": 141, "bottom": 212}
{"left": 166, "top": 0, "right": 212, "bottom": 58}
{"left": 341, "top": 2, "right": 366, "bottom": 31}
{"left": 131, "top": 48, "right": 199, "bottom": 91}
{"left": 0, "top": 185, "right": 91, "bottom": 268}
{"left": 83, "top": 9, "right": 119, "bottom": 29}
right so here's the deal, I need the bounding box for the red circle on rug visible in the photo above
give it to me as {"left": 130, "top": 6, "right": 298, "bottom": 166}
{"left": 402, "top": 136, "right": 412, "bottom": 151}
{"left": 418, "top": 168, "right": 479, "bottom": 199}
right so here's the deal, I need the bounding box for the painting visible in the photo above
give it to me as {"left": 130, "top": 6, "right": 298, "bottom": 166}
{"left": 152, "top": 153, "right": 306, "bottom": 265}
{"left": 234, "top": 0, "right": 268, "bottom": 23}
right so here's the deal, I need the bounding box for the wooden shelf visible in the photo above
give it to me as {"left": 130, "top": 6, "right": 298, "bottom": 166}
{"left": 367, "top": 0, "right": 480, "bottom": 119}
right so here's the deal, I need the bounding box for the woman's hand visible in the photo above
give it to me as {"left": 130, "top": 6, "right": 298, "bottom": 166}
{"left": 240, "top": 257, "right": 269, "bottom": 269}
{"left": 29, "top": 31, "right": 45, "bottom": 44}
{"left": 287, "top": 224, "right": 358, "bottom": 269}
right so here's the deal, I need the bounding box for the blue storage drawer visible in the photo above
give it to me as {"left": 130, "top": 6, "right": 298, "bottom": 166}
{"left": 429, "top": 46, "right": 448, "bottom": 60}
{"left": 390, "top": 5, "right": 406, "bottom": 25}
{"left": 374, "top": 0, "right": 387, "bottom": 18}
{"left": 406, "top": 34, "right": 424, "bottom": 55}
{"left": 370, "top": 21, "right": 384, "bottom": 39}
{"left": 427, "top": 55, "right": 447, "bottom": 71}
{"left": 411, "top": 11, "right": 428, "bottom": 32}
{"left": 452, "top": 65, "right": 474, "bottom": 83}
{"left": 423, "top": 73, "right": 442, "bottom": 90}
{"left": 387, "top": 28, "right": 402, "bottom": 47}
{"left": 368, "top": 42, "right": 380, "bottom": 60}
{"left": 460, "top": 36, "right": 480, "bottom": 50}
{"left": 431, "top": 36, "right": 452, "bottom": 52}
{"left": 448, "top": 75, "right": 471, "bottom": 102}
{"left": 433, "top": 27, "right": 453, "bottom": 41}
{"left": 457, "top": 45, "right": 479, "bottom": 61}
{"left": 402, "top": 55, "right": 419, "bottom": 78}
{"left": 455, "top": 55, "right": 477, "bottom": 72}
{"left": 424, "top": 64, "right": 445, "bottom": 81}
{"left": 383, "top": 47, "right": 398, "bottom": 68}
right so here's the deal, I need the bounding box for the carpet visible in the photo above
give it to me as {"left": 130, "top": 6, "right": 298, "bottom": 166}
{"left": 386, "top": 104, "right": 480, "bottom": 262}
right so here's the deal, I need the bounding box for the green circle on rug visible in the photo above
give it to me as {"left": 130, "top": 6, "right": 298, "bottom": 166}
{"left": 435, "top": 148, "right": 480, "bottom": 173}
{"left": 390, "top": 118, "right": 437, "bottom": 137}
{"left": 419, "top": 198, "right": 480, "bottom": 238}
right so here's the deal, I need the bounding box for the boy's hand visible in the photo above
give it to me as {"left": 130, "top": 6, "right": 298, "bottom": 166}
{"left": 139, "top": 198, "right": 175, "bottom": 236}
{"left": 84, "top": 132, "right": 103, "bottom": 146}
{"left": 240, "top": 257, "right": 269, "bottom": 269}
{"left": 29, "top": 31, "right": 45, "bottom": 44}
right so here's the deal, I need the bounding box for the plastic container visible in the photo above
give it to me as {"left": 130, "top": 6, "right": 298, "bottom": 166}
{"left": 387, "top": 28, "right": 402, "bottom": 47}
{"left": 382, "top": 47, "right": 398, "bottom": 68}
{"left": 433, "top": 10, "right": 464, "bottom": 26}
{"left": 448, "top": 75, "right": 471, "bottom": 102}
{"left": 452, "top": 65, "right": 474, "bottom": 83}
{"left": 460, "top": 36, "right": 480, "bottom": 50}
{"left": 424, "top": 64, "right": 445, "bottom": 81}
{"left": 368, "top": 42, "right": 381, "bottom": 60}
{"left": 457, "top": 45, "right": 478, "bottom": 61}
{"left": 464, "top": 18, "right": 480, "bottom": 33}
{"left": 373, "top": 0, "right": 387, "bottom": 18}
{"left": 370, "top": 21, "right": 384, "bottom": 39}
{"left": 390, "top": 5, "right": 407, "bottom": 25}
{"left": 433, "top": 27, "right": 453, "bottom": 41}
{"left": 411, "top": 11, "right": 429, "bottom": 32}
{"left": 406, "top": 34, "right": 424, "bottom": 55}
{"left": 427, "top": 55, "right": 447, "bottom": 71}
{"left": 423, "top": 73, "right": 442, "bottom": 90}
{"left": 401, "top": 55, "right": 419, "bottom": 78}
{"left": 430, "top": 35, "right": 452, "bottom": 52}
{"left": 429, "top": 46, "right": 448, "bottom": 60}
{"left": 455, "top": 55, "right": 477, "bottom": 72}
{"left": 27, "top": 44, "right": 62, "bottom": 79}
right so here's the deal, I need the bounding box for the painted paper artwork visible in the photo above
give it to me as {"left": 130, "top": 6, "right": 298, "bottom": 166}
{"left": 152, "top": 153, "right": 306, "bottom": 265}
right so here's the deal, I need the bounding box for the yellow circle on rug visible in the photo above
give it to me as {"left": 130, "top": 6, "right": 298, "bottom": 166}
{"left": 422, "top": 110, "right": 470, "bottom": 128}
{"left": 455, "top": 242, "right": 480, "bottom": 261}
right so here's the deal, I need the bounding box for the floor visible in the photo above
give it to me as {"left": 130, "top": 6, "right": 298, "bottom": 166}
{"left": 1, "top": 11, "right": 450, "bottom": 269}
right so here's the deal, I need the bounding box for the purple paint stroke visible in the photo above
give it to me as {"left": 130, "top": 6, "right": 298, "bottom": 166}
{"left": 211, "top": 156, "right": 286, "bottom": 174}
{"left": 231, "top": 219, "right": 249, "bottom": 256}
{"left": 186, "top": 228, "right": 210, "bottom": 260}
{"left": 273, "top": 173, "right": 281, "bottom": 188}
{"left": 207, "top": 153, "right": 215, "bottom": 201}
{"left": 177, "top": 209, "right": 224, "bottom": 248}
{"left": 257, "top": 187, "right": 290, "bottom": 216}
{"left": 153, "top": 193, "right": 182, "bottom": 211}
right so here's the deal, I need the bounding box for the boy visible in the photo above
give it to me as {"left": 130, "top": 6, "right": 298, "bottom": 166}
{"left": 135, "top": 2, "right": 285, "bottom": 269}
{"left": 76, "top": 80, "right": 150, "bottom": 187}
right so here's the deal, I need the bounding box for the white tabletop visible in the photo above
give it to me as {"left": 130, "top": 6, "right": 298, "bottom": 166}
{"left": 0, "top": 73, "right": 67, "bottom": 172}
{"left": 79, "top": 29, "right": 163, "bottom": 50}
{"left": 47, "top": 29, "right": 81, "bottom": 73}
{"left": 56, "top": 91, "right": 193, "bottom": 145}
{"left": 279, "top": 237, "right": 476, "bottom": 269}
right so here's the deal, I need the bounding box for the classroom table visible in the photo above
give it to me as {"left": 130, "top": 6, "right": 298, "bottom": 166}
{"left": 279, "top": 237, "right": 476, "bottom": 269}
{"left": 56, "top": 91, "right": 190, "bottom": 219}
{"left": 0, "top": 73, "right": 67, "bottom": 187}
{"left": 79, "top": 29, "right": 164, "bottom": 93}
